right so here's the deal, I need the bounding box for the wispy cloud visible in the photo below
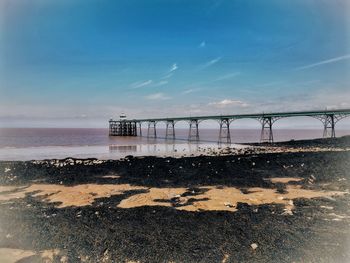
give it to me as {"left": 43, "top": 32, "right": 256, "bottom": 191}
{"left": 295, "top": 54, "right": 350, "bottom": 70}
{"left": 255, "top": 81, "right": 286, "bottom": 88}
{"left": 200, "top": 57, "right": 222, "bottom": 69}
{"left": 208, "top": 99, "right": 248, "bottom": 108}
{"left": 182, "top": 88, "right": 201, "bottom": 94}
{"left": 161, "top": 73, "right": 173, "bottom": 79}
{"left": 169, "top": 63, "right": 178, "bottom": 73}
{"left": 215, "top": 72, "right": 240, "bottom": 81}
{"left": 199, "top": 41, "right": 206, "bottom": 48}
{"left": 145, "top": 92, "right": 170, "bottom": 100}
{"left": 130, "top": 80, "right": 153, "bottom": 89}
{"left": 153, "top": 80, "right": 168, "bottom": 87}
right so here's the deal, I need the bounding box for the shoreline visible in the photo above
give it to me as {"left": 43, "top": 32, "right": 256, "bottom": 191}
{"left": 0, "top": 136, "right": 350, "bottom": 262}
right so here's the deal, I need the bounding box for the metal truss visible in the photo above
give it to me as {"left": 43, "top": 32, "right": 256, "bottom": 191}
{"left": 188, "top": 119, "right": 200, "bottom": 142}
{"left": 313, "top": 113, "right": 350, "bottom": 138}
{"left": 258, "top": 116, "right": 281, "bottom": 143}
{"left": 165, "top": 120, "right": 176, "bottom": 140}
{"left": 147, "top": 121, "right": 157, "bottom": 138}
{"left": 218, "top": 118, "right": 232, "bottom": 144}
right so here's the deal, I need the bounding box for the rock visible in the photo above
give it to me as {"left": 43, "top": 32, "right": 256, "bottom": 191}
{"left": 282, "top": 209, "right": 293, "bottom": 216}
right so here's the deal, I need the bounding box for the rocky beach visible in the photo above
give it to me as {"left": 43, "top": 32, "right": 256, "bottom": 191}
{"left": 1, "top": 136, "right": 350, "bottom": 262}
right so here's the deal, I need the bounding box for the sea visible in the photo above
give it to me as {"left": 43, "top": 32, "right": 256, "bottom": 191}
{"left": 0, "top": 128, "right": 349, "bottom": 161}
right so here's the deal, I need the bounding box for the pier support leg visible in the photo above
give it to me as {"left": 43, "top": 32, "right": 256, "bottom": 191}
{"left": 218, "top": 118, "right": 231, "bottom": 144}
{"left": 147, "top": 121, "right": 157, "bottom": 138}
{"left": 138, "top": 122, "right": 142, "bottom": 137}
{"left": 260, "top": 117, "right": 274, "bottom": 143}
{"left": 188, "top": 119, "right": 200, "bottom": 142}
{"left": 165, "top": 120, "right": 175, "bottom": 140}
{"left": 323, "top": 114, "right": 336, "bottom": 138}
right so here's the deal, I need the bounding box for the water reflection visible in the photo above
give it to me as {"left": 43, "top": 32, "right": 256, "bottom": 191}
{"left": 108, "top": 142, "right": 214, "bottom": 158}
{"left": 109, "top": 145, "right": 138, "bottom": 153}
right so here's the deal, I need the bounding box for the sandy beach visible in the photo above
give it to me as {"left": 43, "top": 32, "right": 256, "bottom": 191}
{"left": 0, "top": 137, "right": 350, "bottom": 262}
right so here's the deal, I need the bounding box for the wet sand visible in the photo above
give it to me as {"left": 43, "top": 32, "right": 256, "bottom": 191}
{"left": 0, "top": 136, "right": 350, "bottom": 262}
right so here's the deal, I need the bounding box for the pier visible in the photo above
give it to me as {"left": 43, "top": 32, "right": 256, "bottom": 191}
{"left": 109, "top": 109, "right": 350, "bottom": 143}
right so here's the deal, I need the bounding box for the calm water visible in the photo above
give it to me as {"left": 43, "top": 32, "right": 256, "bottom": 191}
{"left": 0, "top": 128, "right": 349, "bottom": 160}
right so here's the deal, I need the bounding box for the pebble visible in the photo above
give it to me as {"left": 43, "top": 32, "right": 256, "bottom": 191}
{"left": 251, "top": 243, "right": 258, "bottom": 250}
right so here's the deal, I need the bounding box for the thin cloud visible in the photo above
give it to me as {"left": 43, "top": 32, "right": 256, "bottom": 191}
{"left": 169, "top": 63, "right": 178, "bottom": 73}
{"left": 153, "top": 80, "right": 168, "bottom": 87}
{"left": 182, "top": 88, "right": 201, "bottom": 94}
{"left": 215, "top": 72, "right": 240, "bottom": 81}
{"left": 208, "top": 99, "right": 248, "bottom": 108}
{"left": 161, "top": 73, "right": 173, "bottom": 79}
{"left": 295, "top": 54, "right": 350, "bottom": 70}
{"left": 145, "top": 92, "right": 170, "bottom": 100}
{"left": 200, "top": 57, "right": 222, "bottom": 69}
{"left": 199, "top": 41, "right": 206, "bottom": 48}
{"left": 130, "top": 80, "right": 153, "bottom": 89}
{"left": 255, "top": 81, "right": 286, "bottom": 88}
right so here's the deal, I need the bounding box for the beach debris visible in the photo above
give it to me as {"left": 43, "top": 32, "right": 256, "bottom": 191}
{"left": 222, "top": 253, "right": 230, "bottom": 263}
{"left": 320, "top": 206, "right": 334, "bottom": 210}
{"left": 308, "top": 174, "right": 316, "bottom": 184}
{"left": 282, "top": 208, "right": 293, "bottom": 216}
{"left": 6, "top": 234, "right": 12, "bottom": 239}
{"left": 250, "top": 243, "right": 258, "bottom": 250}
{"left": 323, "top": 196, "right": 336, "bottom": 201}
{"left": 224, "top": 202, "right": 234, "bottom": 208}
{"left": 4, "top": 168, "right": 11, "bottom": 173}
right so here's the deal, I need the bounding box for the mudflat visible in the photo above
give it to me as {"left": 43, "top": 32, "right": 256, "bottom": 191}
{"left": 1, "top": 137, "right": 350, "bottom": 262}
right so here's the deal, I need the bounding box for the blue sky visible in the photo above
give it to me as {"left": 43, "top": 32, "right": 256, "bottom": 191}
{"left": 0, "top": 0, "right": 349, "bottom": 127}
